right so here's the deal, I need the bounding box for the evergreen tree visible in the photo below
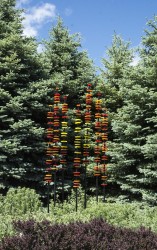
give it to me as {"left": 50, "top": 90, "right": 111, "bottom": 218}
{"left": 98, "top": 36, "right": 134, "bottom": 198}
{"left": 0, "top": 0, "right": 47, "bottom": 191}
{"left": 137, "top": 17, "right": 157, "bottom": 203}
{"left": 99, "top": 35, "right": 133, "bottom": 113}
{"left": 41, "top": 18, "right": 96, "bottom": 195}
{"left": 104, "top": 19, "right": 157, "bottom": 204}
{"left": 15, "top": 17, "right": 96, "bottom": 196}
{"left": 44, "top": 17, "right": 95, "bottom": 106}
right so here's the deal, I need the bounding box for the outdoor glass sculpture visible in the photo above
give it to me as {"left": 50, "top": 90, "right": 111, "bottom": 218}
{"left": 44, "top": 84, "right": 108, "bottom": 212}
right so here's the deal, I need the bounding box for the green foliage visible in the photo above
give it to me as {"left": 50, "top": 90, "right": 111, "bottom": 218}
{"left": 99, "top": 19, "right": 157, "bottom": 204}
{"left": 0, "top": 0, "right": 157, "bottom": 208}
{"left": 100, "top": 35, "right": 133, "bottom": 112}
{"left": 0, "top": 0, "right": 47, "bottom": 191}
{"left": 44, "top": 17, "right": 96, "bottom": 106}
{"left": 1, "top": 187, "right": 42, "bottom": 215}
{"left": 48, "top": 191, "right": 157, "bottom": 232}
{"left": 0, "top": 187, "right": 42, "bottom": 239}
{"left": 0, "top": 14, "right": 96, "bottom": 194}
{"left": 1, "top": 188, "right": 157, "bottom": 241}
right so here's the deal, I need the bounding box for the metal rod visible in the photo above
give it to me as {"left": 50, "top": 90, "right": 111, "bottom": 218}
{"left": 96, "top": 176, "right": 99, "bottom": 202}
{"left": 62, "top": 168, "right": 64, "bottom": 203}
{"left": 47, "top": 182, "right": 50, "bottom": 213}
{"left": 54, "top": 170, "right": 56, "bottom": 207}
{"left": 84, "top": 165, "right": 87, "bottom": 209}
{"left": 103, "top": 185, "right": 105, "bottom": 202}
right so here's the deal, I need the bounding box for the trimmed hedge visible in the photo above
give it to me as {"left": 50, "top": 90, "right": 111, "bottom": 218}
{"left": 0, "top": 218, "right": 157, "bottom": 250}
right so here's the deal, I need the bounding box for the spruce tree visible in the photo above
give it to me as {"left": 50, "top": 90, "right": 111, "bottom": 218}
{"left": 44, "top": 17, "right": 95, "bottom": 106}
{"left": 99, "top": 35, "right": 133, "bottom": 113}
{"left": 104, "top": 19, "right": 157, "bottom": 204}
{"left": 99, "top": 36, "right": 134, "bottom": 198}
{"left": 39, "top": 18, "right": 96, "bottom": 195}
{"left": 16, "top": 17, "right": 96, "bottom": 195}
{"left": 0, "top": 0, "right": 47, "bottom": 191}
{"left": 136, "top": 17, "right": 157, "bottom": 204}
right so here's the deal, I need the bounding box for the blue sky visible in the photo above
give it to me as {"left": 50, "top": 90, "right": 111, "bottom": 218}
{"left": 17, "top": 0, "right": 157, "bottom": 68}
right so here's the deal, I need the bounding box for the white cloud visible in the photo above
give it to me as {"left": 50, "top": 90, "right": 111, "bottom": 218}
{"left": 23, "top": 25, "right": 37, "bottom": 37}
{"left": 22, "top": 3, "right": 56, "bottom": 37}
{"left": 130, "top": 54, "right": 141, "bottom": 66}
{"left": 64, "top": 8, "right": 73, "bottom": 16}
{"left": 37, "top": 44, "right": 45, "bottom": 53}
{"left": 16, "top": 0, "right": 30, "bottom": 8}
